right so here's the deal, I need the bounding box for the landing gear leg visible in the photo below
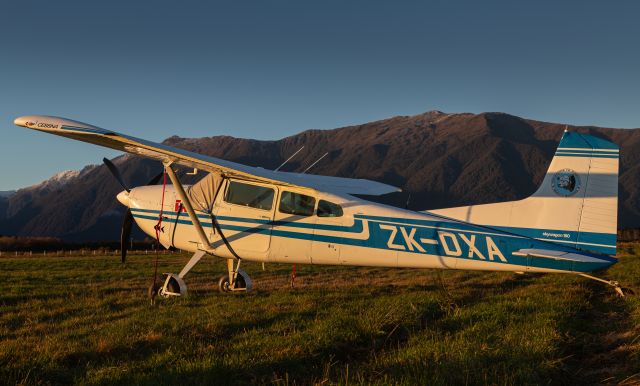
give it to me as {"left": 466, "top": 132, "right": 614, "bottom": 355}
{"left": 218, "top": 258, "right": 252, "bottom": 293}
{"left": 578, "top": 273, "right": 634, "bottom": 297}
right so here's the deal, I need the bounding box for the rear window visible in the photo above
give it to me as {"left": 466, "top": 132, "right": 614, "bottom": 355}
{"left": 224, "top": 181, "right": 274, "bottom": 210}
{"left": 279, "top": 191, "right": 316, "bottom": 216}
{"left": 317, "top": 200, "right": 343, "bottom": 217}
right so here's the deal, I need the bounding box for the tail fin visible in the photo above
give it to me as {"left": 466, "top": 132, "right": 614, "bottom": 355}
{"left": 428, "top": 131, "right": 619, "bottom": 255}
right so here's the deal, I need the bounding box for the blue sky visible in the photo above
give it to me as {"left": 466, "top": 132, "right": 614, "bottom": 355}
{"left": 1, "top": 0, "right": 639, "bottom": 190}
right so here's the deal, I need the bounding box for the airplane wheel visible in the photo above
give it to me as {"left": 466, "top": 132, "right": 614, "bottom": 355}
{"left": 150, "top": 275, "right": 185, "bottom": 299}
{"left": 619, "top": 287, "right": 635, "bottom": 297}
{"left": 164, "top": 277, "right": 181, "bottom": 294}
{"left": 218, "top": 275, "right": 231, "bottom": 293}
{"left": 218, "top": 272, "right": 251, "bottom": 293}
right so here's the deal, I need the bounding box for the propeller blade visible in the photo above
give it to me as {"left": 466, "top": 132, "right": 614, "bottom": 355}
{"left": 103, "top": 158, "right": 130, "bottom": 193}
{"left": 121, "top": 209, "right": 134, "bottom": 263}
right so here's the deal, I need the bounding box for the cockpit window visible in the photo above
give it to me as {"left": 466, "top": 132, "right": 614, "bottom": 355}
{"left": 317, "top": 200, "right": 343, "bottom": 217}
{"left": 279, "top": 191, "right": 316, "bottom": 216}
{"left": 224, "top": 181, "right": 274, "bottom": 210}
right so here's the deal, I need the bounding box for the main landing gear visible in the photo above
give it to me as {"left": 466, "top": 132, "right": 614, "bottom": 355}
{"left": 148, "top": 250, "right": 253, "bottom": 302}
{"left": 218, "top": 257, "right": 253, "bottom": 293}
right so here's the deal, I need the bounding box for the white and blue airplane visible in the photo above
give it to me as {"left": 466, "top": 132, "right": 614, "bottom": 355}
{"left": 13, "top": 115, "right": 628, "bottom": 298}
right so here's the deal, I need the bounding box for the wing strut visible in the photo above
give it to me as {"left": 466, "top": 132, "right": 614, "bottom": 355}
{"left": 163, "top": 160, "right": 213, "bottom": 252}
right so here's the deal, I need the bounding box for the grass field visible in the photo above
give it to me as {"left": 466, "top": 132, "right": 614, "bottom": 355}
{"left": 2, "top": 246, "right": 640, "bottom": 385}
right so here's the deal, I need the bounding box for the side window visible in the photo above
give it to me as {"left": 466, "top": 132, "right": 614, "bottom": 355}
{"left": 317, "top": 200, "right": 343, "bottom": 217}
{"left": 279, "top": 191, "right": 316, "bottom": 216}
{"left": 224, "top": 181, "right": 274, "bottom": 210}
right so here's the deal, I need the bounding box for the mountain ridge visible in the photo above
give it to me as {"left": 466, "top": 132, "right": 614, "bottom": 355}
{"left": 2, "top": 110, "right": 638, "bottom": 241}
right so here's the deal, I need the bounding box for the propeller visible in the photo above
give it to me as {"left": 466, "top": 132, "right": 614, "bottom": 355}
{"left": 103, "top": 158, "right": 130, "bottom": 192}
{"left": 103, "top": 157, "right": 164, "bottom": 263}
{"left": 121, "top": 209, "right": 134, "bottom": 263}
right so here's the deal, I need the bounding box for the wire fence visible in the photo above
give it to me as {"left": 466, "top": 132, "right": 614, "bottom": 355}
{"left": 0, "top": 249, "right": 185, "bottom": 258}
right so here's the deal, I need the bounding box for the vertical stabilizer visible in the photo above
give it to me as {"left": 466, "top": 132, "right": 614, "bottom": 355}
{"left": 428, "top": 131, "right": 619, "bottom": 255}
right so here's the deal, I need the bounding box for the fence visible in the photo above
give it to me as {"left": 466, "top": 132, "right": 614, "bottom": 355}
{"left": 0, "top": 249, "right": 185, "bottom": 257}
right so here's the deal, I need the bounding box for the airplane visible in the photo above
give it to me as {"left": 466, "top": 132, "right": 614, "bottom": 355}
{"left": 13, "top": 115, "right": 630, "bottom": 300}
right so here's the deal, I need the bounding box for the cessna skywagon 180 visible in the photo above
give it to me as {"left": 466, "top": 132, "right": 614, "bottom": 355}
{"left": 14, "top": 115, "right": 630, "bottom": 298}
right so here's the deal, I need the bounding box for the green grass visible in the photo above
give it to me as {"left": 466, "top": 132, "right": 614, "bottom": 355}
{"left": 2, "top": 246, "right": 640, "bottom": 385}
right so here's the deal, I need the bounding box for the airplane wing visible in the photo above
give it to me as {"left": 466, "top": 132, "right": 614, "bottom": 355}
{"left": 14, "top": 115, "right": 401, "bottom": 196}
{"left": 512, "top": 248, "right": 612, "bottom": 263}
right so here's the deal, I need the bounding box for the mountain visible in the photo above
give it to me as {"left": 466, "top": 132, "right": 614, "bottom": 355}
{"left": 2, "top": 111, "right": 639, "bottom": 241}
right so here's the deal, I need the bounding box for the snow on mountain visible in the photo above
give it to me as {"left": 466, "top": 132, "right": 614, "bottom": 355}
{"left": 22, "top": 165, "right": 98, "bottom": 193}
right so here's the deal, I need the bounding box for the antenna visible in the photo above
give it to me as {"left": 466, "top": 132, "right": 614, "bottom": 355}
{"left": 564, "top": 124, "right": 569, "bottom": 133}
{"left": 275, "top": 146, "right": 304, "bottom": 172}
{"left": 302, "top": 152, "right": 329, "bottom": 174}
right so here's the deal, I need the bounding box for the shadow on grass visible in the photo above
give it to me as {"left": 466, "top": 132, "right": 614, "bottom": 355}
{"left": 100, "top": 273, "right": 545, "bottom": 385}
{"left": 1, "top": 268, "right": 552, "bottom": 386}
{"left": 554, "top": 279, "right": 637, "bottom": 385}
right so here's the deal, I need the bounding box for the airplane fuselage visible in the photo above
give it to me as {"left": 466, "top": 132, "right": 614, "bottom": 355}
{"left": 124, "top": 180, "right": 615, "bottom": 274}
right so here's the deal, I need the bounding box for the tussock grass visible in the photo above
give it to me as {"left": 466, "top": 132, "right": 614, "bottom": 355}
{"left": 1, "top": 247, "right": 640, "bottom": 385}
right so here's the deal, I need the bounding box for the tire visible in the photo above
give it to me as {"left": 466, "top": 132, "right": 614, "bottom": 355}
{"left": 234, "top": 274, "right": 247, "bottom": 289}
{"left": 218, "top": 275, "right": 231, "bottom": 293}
{"left": 218, "top": 273, "right": 249, "bottom": 293}
{"left": 165, "top": 277, "right": 180, "bottom": 294}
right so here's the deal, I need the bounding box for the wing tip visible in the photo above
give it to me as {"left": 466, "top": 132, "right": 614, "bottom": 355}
{"left": 14, "top": 115, "right": 32, "bottom": 127}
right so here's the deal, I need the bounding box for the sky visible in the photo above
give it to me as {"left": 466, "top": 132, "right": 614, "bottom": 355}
{"left": 1, "top": 0, "right": 639, "bottom": 190}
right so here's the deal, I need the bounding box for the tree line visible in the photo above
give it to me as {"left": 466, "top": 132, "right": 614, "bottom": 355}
{"left": 0, "top": 236, "right": 158, "bottom": 252}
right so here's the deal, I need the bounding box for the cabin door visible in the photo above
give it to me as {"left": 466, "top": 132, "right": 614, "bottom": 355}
{"left": 269, "top": 190, "right": 317, "bottom": 264}
{"left": 213, "top": 180, "right": 275, "bottom": 256}
{"left": 310, "top": 199, "right": 345, "bottom": 265}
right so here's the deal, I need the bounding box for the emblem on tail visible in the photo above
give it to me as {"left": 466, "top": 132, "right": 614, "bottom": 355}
{"left": 552, "top": 168, "right": 581, "bottom": 196}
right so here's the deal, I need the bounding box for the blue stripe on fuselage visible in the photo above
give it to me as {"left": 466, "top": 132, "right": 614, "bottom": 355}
{"left": 354, "top": 214, "right": 616, "bottom": 255}
{"left": 130, "top": 208, "right": 616, "bottom": 272}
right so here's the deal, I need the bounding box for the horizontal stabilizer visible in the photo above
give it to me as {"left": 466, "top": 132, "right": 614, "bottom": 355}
{"left": 512, "top": 248, "right": 610, "bottom": 263}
